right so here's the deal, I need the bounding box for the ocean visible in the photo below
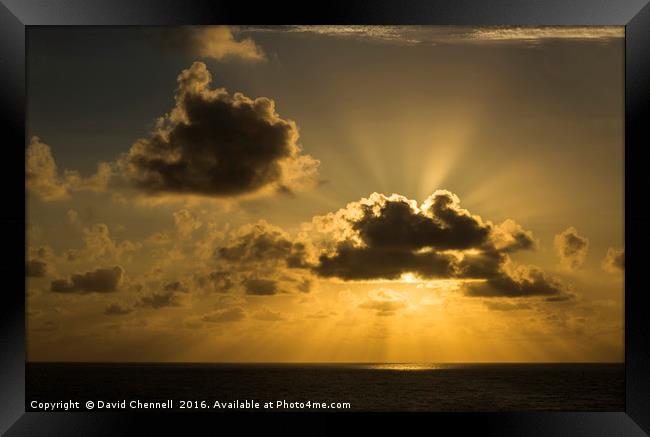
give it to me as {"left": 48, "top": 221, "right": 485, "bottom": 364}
{"left": 26, "top": 362, "right": 624, "bottom": 412}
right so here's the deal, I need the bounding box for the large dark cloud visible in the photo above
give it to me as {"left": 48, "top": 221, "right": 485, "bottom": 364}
{"left": 315, "top": 240, "right": 457, "bottom": 280}
{"left": 311, "top": 190, "right": 565, "bottom": 299}
{"left": 50, "top": 266, "right": 124, "bottom": 293}
{"left": 351, "top": 192, "right": 491, "bottom": 251}
{"left": 118, "top": 62, "right": 319, "bottom": 197}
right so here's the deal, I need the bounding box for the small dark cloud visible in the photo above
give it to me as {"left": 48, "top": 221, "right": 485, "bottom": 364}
{"left": 26, "top": 259, "right": 49, "bottom": 278}
{"left": 118, "top": 62, "right": 319, "bottom": 198}
{"left": 51, "top": 266, "right": 124, "bottom": 293}
{"left": 217, "top": 221, "right": 309, "bottom": 268}
{"left": 554, "top": 227, "right": 589, "bottom": 270}
{"left": 104, "top": 303, "right": 133, "bottom": 316}
{"left": 466, "top": 265, "right": 565, "bottom": 298}
{"left": 195, "top": 270, "right": 234, "bottom": 293}
{"left": 602, "top": 247, "right": 624, "bottom": 273}
{"left": 243, "top": 278, "right": 278, "bottom": 296}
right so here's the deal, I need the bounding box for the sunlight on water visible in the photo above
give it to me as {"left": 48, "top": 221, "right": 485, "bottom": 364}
{"left": 359, "top": 363, "right": 447, "bottom": 371}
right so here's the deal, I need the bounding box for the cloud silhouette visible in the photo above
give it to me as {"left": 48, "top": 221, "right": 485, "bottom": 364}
{"left": 311, "top": 190, "right": 566, "bottom": 299}
{"left": 554, "top": 227, "right": 589, "bottom": 270}
{"left": 51, "top": 266, "right": 124, "bottom": 293}
{"left": 118, "top": 62, "right": 319, "bottom": 198}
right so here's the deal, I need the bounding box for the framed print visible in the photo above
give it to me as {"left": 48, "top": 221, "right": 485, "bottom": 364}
{"left": 2, "top": 0, "right": 650, "bottom": 435}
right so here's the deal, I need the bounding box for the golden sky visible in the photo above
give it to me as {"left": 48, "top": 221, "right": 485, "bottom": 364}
{"left": 26, "top": 26, "right": 624, "bottom": 362}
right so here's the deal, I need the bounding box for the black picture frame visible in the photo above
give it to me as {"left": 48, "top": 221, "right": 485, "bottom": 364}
{"left": 2, "top": 0, "right": 649, "bottom": 435}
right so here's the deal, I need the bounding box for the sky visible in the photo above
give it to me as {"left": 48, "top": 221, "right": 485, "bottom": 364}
{"left": 26, "top": 26, "right": 624, "bottom": 363}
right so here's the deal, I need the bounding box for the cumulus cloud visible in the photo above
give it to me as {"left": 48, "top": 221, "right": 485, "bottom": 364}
{"left": 136, "top": 280, "right": 190, "bottom": 309}
{"left": 117, "top": 62, "right": 319, "bottom": 198}
{"left": 359, "top": 289, "right": 408, "bottom": 316}
{"left": 173, "top": 209, "right": 202, "bottom": 239}
{"left": 311, "top": 190, "right": 566, "bottom": 299}
{"left": 194, "top": 270, "right": 235, "bottom": 293}
{"left": 602, "top": 247, "right": 624, "bottom": 273}
{"left": 217, "top": 220, "right": 310, "bottom": 268}
{"left": 164, "top": 27, "right": 265, "bottom": 62}
{"left": 65, "top": 223, "right": 141, "bottom": 262}
{"left": 210, "top": 220, "right": 314, "bottom": 295}
{"left": 51, "top": 266, "right": 124, "bottom": 293}
{"left": 26, "top": 137, "right": 69, "bottom": 201}
{"left": 201, "top": 307, "right": 246, "bottom": 323}
{"left": 26, "top": 136, "right": 112, "bottom": 201}
{"left": 554, "top": 227, "right": 589, "bottom": 270}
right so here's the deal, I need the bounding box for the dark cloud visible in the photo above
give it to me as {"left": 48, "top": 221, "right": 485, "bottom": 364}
{"left": 351, "top": 191, "right": 491, "bottom": 251}
{"left": 315, "top": 240, "right": 457, "bottom": 280}
{"left": 212, "top": 221, "right": 313, "bottom": 295}
{"left": 50, "top": 266, "right": 124, "bottom": 293}
{"left": 243, "top": 278, "right": 278, "bottom": 296}
{"left": 201, "top": 307, "right": 246, "bottom": 323}
{"left": 554, "top": 227, "right": 589, "bottom": 270}
{"left": 135, "top": 280, "right": 190, "bottom": 309}
{"left": 195, "top": 270, "right": 234, "bottom": 293}
{"left": 466, "top": 265, "right": 565, "bottom": 298}
{"left": 311, "top": 190, "right": 565, "bottom": 299}
{"left": 104, "top": 303, "right": 133, "bottom": 316}
{"left": 118, "top": 62, "right": 319, "bottom": 198}
{"left": 602, "top": 247, "right": 624, "bottom": 273}
{"left": 26, "top": 259, "right": 49, "bottom": 278}
{"left": 217, "top": 221, "right": 309, "bottom": 268}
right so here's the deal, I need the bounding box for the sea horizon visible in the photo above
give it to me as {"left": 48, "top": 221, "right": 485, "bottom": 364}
{"left": 27, "top": 362, "right": 624, "bottom": 412}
